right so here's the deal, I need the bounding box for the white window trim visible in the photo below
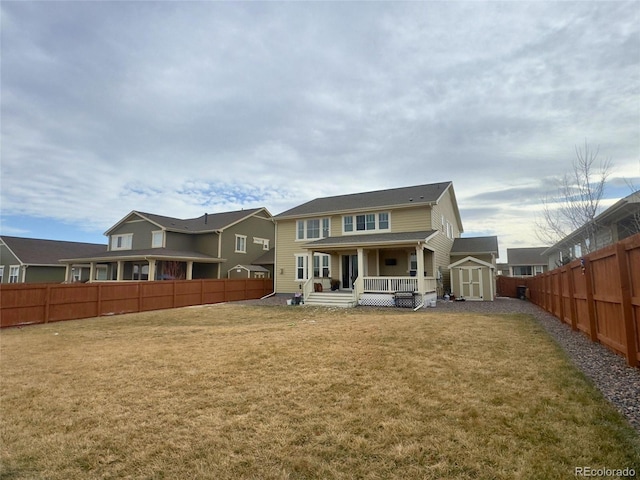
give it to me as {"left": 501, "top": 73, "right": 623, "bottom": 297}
{"left": 313, "top": 253, "right": 331, "bottom": 278}
{"left": 111, "top": 233, "right": 133, "bottom": 251}
{"left": 0, "top": 265, "right": 4, "bottom": 283}
{"left": 235, "top": 234, "right": 247, "bottom": 253}
{"left": 151, "top": 230, "right": 165, "bottom": 248}
{"left": 9, "top": 265, "right": 20, "bottom": 283}
{"left": 342, "top": 212, "right": 391, "bottom": 235}
{"left": 294, "top": 254, "right": 308, "bottom": 281}
{"left": 296, "top": 218, "right": 330, "bottom": 241}
{"left": 253, "top": 237, "right": 270, "bottom": 250}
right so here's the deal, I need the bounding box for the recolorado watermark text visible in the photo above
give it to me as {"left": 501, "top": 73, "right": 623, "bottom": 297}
{"left": 575, "top": 467, "right": 636, "bottom": 477}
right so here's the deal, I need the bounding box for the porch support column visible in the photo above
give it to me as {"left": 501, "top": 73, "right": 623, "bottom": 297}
{"left": 356, "top": 248, "right": 365, "bottom": 293}
{"left": 148, "top": 259, "right": 156, "bottom": 281}
{"left": 186, "top": 261, "right": 193, "bottom": 280}
{"left": 89, "top": 262, "right": 96, "bottom": 283}
{"left": 64, "top": 264, "right": 72, "bottom": 283}
{"left": 416, "top": 244, "right": 425, "bottom": 294}
{"left": 116, "top": 261, "right": 123, "bottom": 281}
{"left": 308, "top": 250, "right": 315, "bottom": 281}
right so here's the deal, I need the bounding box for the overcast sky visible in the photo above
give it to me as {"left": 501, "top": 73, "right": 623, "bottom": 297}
{"left": 1, "top": 1, "right": 639, "bottom": 261}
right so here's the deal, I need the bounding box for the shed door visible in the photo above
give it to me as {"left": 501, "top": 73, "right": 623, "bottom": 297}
{"left": 459, "top": 267, "right": 483, "bottom": 300}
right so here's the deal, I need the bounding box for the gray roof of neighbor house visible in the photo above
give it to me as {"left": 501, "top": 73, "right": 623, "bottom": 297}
{"left": 252, "top": 248, "right": 274, "bottom": 265}
{"left": 275, "top": 182, "right": 455, "bottom": 218}
{"left": 59, "top": 247, "right": 225, "bottom": 263}
{"left": 507, "top": 247, "right": 548, "bottom": 265}
{"left": 106, "top": 208, "right": 271, "bottom": 235}
{"left": 0, "top": 236, "right": 107, "bottom": 266}
{"left": 450, "top": 236, "right": 499, "bottom": 255}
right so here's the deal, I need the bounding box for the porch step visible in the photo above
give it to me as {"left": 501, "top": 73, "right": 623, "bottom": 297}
{"left": 305, "top": 292, "right": 357, "bottom": 308}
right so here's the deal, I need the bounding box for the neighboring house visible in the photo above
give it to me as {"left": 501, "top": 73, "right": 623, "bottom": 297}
{"left": 506, "top": 247, "right": 548, "bottom": 277}
{"left": 448, "top": 236, "right": 499, "bottom": 301}
{"left": 273, "top": 181, "right": 464, "bottom": 307}
{"left": 543, "top": 190, "right": 640, "bottom": 268}
{"left": 0, "top": 236, "right": 107, "bottom": 284}
{"left": 59, "top": 208, "right": 275, "bottom": 282}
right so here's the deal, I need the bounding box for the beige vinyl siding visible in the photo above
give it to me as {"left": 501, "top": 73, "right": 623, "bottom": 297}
{"left": 386, "top": 207, "right": 431, "bottom": 233}
{"left": 275, "top": 219, "right": 305, "bottom": 293}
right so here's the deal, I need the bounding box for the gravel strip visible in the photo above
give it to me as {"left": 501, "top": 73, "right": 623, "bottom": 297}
{"left": 235, "top": 295, "right": 640, "bottom": 433}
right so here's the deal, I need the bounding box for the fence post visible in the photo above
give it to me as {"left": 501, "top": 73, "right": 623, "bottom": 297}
{"left": 44, "top": 284, "right": 51, "bottom": 324}
{"left": 566, "top": 265, "right": 578, "bottom": 331}
{"left": 583, "top": 257, "right": 598, "bottom": 342}
{"left": 557, "top": 269, "right": 565, "bottom": 324}
{"left": 97, "top": 283, "right": 102, "bottom": 317}
{"left": 616, "top": 242, "right": 638, "bottom": 367}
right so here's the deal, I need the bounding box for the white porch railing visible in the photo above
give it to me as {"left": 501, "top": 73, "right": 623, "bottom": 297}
{"left": 362, "top": 276, "right": 437, "bottom": 294}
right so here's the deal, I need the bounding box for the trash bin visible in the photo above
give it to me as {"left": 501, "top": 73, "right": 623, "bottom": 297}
{"left": 517, "top": 286, "right": 527, "bottom": 300}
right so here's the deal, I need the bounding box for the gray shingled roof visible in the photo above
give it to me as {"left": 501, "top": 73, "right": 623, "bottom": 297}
{"left": 507, "top": 247, "right": 547, "bottom": 265}
{"left": 1, "top": 236, "right": 107, "bottom": 265}
{"left": 302, "top": 230, "right": 438, "bottom": 248}
{"left": 451, "top": 236, "right": 499, "bottom": 254}
{"left": 275, "top": 182, "right": 453, "bottom": 218}
{"left": 107, "top": 208, "right": 267, "bottom": 235}
{"left": 252, "top": 248, "right": 274, "bottom": 265}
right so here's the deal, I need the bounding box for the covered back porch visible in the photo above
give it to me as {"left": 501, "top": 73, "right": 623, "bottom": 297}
{"left": 301, "top": 231, "right": 441, "bottom": 308}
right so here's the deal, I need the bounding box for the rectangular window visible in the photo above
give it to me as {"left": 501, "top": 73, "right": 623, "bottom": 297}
{"left": 253, "top": 237, "right": 270, "bottom": 250}
{"left": 111, "top": 234, "right": 133, "bottom": 251}
{"left": 0, "top": 266, "right": 4, "bottom": 283}
{"left": 446, "top": 222, "right": 453, "bottom": 239}
{"left": 344, "top": 216, "right": 353, "bottom": 233}
{"left": 307, "top": 219, "right": 320, "bottom": 239}
{"left": 151, "top": 231, "right": 164, "bottom": 248}
{"left": 366, "top": 214, "right": 376, "bottom": 230}
{"left": 9, "top": 265, "right": 20, "bottom": 283}
{"left": 378, "top": 213, "right": 389, "bottom": 230}
{"left": 534, "top": 265, "right": 544, "bottom": 275}
{"left": 235, "top": 235, "right": 247, "bottom": 253}
{"left": 297, "top": 218, "right": 329, "bottom": 240}
{"left": 513, "top": 266, "right": 533, "bottom": 276}
{"left": 313, "top": 254, "right": 330, "bottom": 278}
{"left": 349, "top": 212, "right": 390, "bottom": 233}
{"left": 295, "top": 255, "right": 307, "bottom": 281}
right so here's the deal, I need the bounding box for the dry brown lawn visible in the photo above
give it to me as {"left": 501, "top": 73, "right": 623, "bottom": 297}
{"left": 1, "top": 304, "right": 639, "bottom": 479}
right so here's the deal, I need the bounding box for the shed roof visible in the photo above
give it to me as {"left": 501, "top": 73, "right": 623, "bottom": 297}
{"left": 0, "top": 236, "right": 107, "bottom": 266}
{"left": 450, "top": 236, "right": 499, "bottom": 255}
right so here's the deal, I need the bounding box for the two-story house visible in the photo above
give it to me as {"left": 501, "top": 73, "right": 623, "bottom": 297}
{"left": 543, "top": 190, "right": 640, "bottom": 267}
{"left": 59, "top": 208, "right": 275, "bottom": 282}
{"left": 273, "top": 182, "right": 463, "bottom": 307}
{"left": 0, "top": 236, "right": 107, "bottom": 283}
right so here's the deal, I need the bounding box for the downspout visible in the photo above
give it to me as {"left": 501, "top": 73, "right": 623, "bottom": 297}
{"left": 217, "top": 230, "right": 223, "bottom": 279}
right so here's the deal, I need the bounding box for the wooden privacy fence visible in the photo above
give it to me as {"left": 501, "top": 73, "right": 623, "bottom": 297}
{"left": 504, "top": 234, "right": 639, "bottom": 367}
{"left": 0, "top": 278, "right": 274, "bottom": 328}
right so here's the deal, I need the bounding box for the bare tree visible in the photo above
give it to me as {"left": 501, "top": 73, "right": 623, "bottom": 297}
{"left": 536, "top": 141, "right": 613, "bottom": 257}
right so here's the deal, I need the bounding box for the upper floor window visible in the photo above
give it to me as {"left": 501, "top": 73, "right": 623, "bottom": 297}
{"left": 235, "top": 234, "right": 247, "bottom": 253}
{"left": 296, "top": 218, "right": 330, "bottom": 240}
{"left": 111, "top": 234, "right": 133, "bottom": 251}
{"left": 151, "top": 231, "right": 164, "bottom": 248}
{"left": 0, "top": 266, "right": 4, "bottom": 283}
{"left": 446, "top": 221, "right": 453, "bottom": 239}
{"left": 343, "top": 212, "right": 390, "bottom": 233}
{"left": 253, "top": 237, "right": 270, "bottom": 250}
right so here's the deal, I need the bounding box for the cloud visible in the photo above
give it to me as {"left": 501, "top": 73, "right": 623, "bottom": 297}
{"left": 1, "top": 1, "right": 638, "bottom": 256}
